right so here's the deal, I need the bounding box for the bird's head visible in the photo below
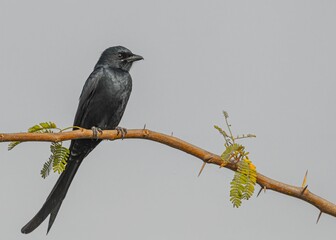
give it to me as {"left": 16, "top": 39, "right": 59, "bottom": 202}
{"left": 95, "top": 46, "right": 143, "bottom": 72}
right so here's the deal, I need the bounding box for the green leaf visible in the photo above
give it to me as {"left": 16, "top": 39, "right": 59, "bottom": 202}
{"left": 28, "top": 122, "right": 57, "bottom": 133}
{"left": 214, "top": 125, "right": 229, "bottom": 138}
{"left": 51, "top": 143, "right": 69, "bottom": 174}
{"left": 40, "top": 158, "right": 53, "bottom": 179}
{"left": 220, "top": 143, "right": 244, "bottom": 162}
{"left": 8, "top": 141, "right": 21, "bottom": 151}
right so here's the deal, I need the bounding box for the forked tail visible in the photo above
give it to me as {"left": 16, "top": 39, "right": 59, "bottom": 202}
{"left": 21, "top": 156, "right": 82, "bottom": 234}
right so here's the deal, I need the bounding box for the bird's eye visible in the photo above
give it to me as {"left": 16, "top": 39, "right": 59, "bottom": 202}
{"left": 118, "top": 53, "right": 123, "bottom": 59}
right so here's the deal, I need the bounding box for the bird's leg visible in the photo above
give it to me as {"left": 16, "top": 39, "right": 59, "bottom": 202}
{"left": 115, "top": 126, "right": 127, "bottom": 139}
{"left": 91, "top": 126, "right": 103, "bottom": 140}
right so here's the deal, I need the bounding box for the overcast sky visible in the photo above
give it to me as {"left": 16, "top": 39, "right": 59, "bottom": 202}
{"left": 0, "top": 1, "right": 335, "bottom": 239}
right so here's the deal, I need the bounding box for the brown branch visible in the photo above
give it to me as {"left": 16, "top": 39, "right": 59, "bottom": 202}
{"left": 1, "top": 129, "right": 335, "bottom": 219}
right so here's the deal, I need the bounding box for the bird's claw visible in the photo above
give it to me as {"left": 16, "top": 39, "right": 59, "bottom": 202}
{"left": 115, "top": 126, "right": 127, "bottom": 139}
{"left": 91, "top": 126, "right": 103, "bottom": 140}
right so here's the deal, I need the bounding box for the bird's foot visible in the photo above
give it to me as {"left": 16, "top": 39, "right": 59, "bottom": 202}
{"left": 91, "top": 126, "right": 103, "bottom": 140}
{"left": 115, "top": 126, "right": 127, "bottom": 139}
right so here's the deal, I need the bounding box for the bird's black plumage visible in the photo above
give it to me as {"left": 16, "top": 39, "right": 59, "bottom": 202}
{"left": 21, "top": 46, "right": 143, "bottom": 234}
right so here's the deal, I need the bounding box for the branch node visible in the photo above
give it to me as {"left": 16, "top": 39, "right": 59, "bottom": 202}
{"left": 219, "top": 161, "right": 227, "bottom": 168}
{"left": 204, "top": 154, "right": 213, "bottom": 163}
{"left": 142, "top": 129, "right": 150, "bottom": 137}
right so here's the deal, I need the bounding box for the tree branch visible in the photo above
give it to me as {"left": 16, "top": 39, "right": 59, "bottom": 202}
{"left": 1, "top": 128, "right": 335, "bottom": 220}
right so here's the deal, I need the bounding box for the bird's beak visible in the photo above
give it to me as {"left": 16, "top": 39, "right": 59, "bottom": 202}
{"left": 125, "top": 54, "right": 144, "bottom": 63}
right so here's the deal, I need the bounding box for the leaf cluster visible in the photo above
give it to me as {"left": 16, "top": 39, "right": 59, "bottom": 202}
{"left": 215, "top": 111, "right": 257, "bottom": 207}
{"left": 8, "top": 122, "right": 70, "bottom": 178}
{"left": 230, "top": 157, "right": 257, "bottom": 207}
{"left": 40, "top": 142, "right": 69, "bottom": 178}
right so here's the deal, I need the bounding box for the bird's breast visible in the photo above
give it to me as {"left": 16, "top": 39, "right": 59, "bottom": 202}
{"left": 87, "top": 69, "right": 132, "bottom": 129}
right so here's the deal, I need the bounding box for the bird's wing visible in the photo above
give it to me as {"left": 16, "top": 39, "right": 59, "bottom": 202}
{"left": 73, "top": 68, "right": 104, "bottom": 127}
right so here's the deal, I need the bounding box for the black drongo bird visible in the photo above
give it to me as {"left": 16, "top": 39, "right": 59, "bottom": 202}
{"left": 21, "top": 46, "right": 143, "bottom": 234}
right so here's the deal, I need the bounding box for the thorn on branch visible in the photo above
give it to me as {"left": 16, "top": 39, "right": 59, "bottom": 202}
{"left": 302, "top": 170, "right": 308, "bottom": 188}
{"left": 198, "top": 162, "right": 207, "bottom": 177}
{"left": 143, "top": 124, "right": 146, "bottom": 130}
{"left": 257, "top": 186, "right": 266, "bottom": 197}
{"left": 301, "top": 185, "right": 308, "bottom": 195}
{"left": 316, "top": 211, "right": 323, "bottom": 224}
{"left": 198, "top": 155, "right": 213, "bottom": 177}
{"left": 257, "top": 187, "right": 263, "bottom": 197}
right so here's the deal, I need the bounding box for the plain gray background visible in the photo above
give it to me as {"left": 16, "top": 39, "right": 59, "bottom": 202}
{"left": 0, "top": 1, "right": 335, "bottom": 239}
